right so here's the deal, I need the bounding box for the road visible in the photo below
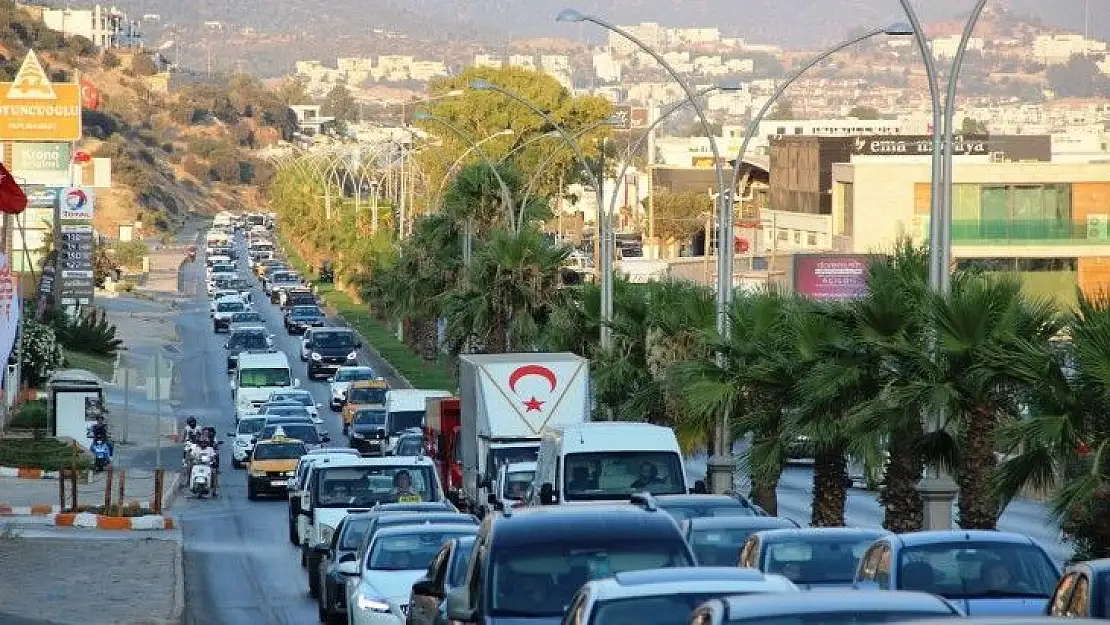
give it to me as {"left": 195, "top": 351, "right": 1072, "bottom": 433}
{"left": 171, "top": 232, "right": 1072, "bottom": 624}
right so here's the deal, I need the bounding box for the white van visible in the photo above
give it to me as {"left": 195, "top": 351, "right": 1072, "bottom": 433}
{"left": 383, "top": 389, "right": 453, "bottom": 453}
{"left": 530, "top": 422, "right": 691, "bottom": 506}
{"left": 233, "top": 351, "right": 298, "bottom": 420}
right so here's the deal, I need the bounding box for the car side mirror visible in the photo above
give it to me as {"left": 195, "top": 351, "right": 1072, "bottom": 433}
{"left": 293, "top": 379, "right": 301, "bottom": 388}
{"left": 321, "top": 435, "right": 331, "bottom": 443}
{"left": 336, "top": 561, "right": 359, "bottom": 576}
{"left": 412, "top": 578, "right": 440, "bottom": 598}
{"left": 313, "top": 542, "right": 330, "bottom": 555}
{"left": 446, "top": 588, "right": 476, "bottom": 623}
{"left": 539, "top": 482, "right": 557, "bottom": 505}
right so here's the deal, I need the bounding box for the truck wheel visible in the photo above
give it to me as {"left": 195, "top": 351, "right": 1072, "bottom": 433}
{"left": 288, "top": 515, "right": 298, "bottom": 545}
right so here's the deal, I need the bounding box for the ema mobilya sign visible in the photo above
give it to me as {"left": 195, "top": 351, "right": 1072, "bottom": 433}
{"left": 851, "top": 135, "right": 990, "bottom": 156}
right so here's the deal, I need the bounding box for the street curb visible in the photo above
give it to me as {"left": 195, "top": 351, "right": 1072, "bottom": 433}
{"left": 0, "top": 466, "right": 60, "bottom": 479}
{"left": 162, "top": 471, "right": 183, "bottom": 512}
{"left": 0, "top": 504, "right": 60, "bottom": 516}
{"left": 52, "top": 511, "right": 176, "bottom": 530}
{"left": 169, "top": 530, "right": 185, "bottom": 624}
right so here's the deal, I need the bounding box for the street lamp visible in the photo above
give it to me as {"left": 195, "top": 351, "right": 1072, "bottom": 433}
{"left": 557, "top": 8, "right": 729, "bottom": 356}
{"left": 514, "top": 118, "right": 615, "bottom": 223}
{"left": 413, "top": 110, "right": 517, "bottom": 265}
{"left": 710, "top": 23, "right": 914, "bottom": 494}
{"left": 433, "top": 128, "right": 515, "bottom": 210}
{"left": 899, "top": 0, "right": 991, "bottom": 531}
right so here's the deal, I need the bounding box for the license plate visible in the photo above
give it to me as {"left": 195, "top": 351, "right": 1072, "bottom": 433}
{"left": 271, "top": 480, "right": 287, "bottom": 487}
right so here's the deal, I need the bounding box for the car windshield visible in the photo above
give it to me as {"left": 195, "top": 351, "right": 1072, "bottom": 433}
{"left": 238, "top": 368, "right": 291, "bottom": 388}
{"left": 253, "top": 442, "right": 306, "bottom": 460}
{"left": 897, "top": 541, "right": 1058, "bottom": 598}
{"left": 335, "top": 367, "right": 373, "bottom": 381}
{"left": 229, "top": 332, "right": 268, "bottom": 349}
{"left": 231, "top": 313, "right": 263, "bottom": 323}
{"left": 593, "top": 593, "right": 744, "bottom": 625}
{"left": 503, "top": 470, "right": 534, "bottom": 501}
{"left": 563, "top": 451, "right": 685, "bottom": 501}
{"left": 237, "top": 418, "right": 266, "bottom": 434}
{"left": 764, "top": 538, "right": 876, "bottom": 585}
{"left": 338, "top": 518, "right": 374, "bottom": 551}
{"left": 661, "top": 501, "right": 758, "bottom": 522}
{"left": 315, "top": 333, "right": 356, "bottom": 350}
{"left": 273, "top": 392, "right": 314, "bottom": 407}
{"left": 212, "top": 264, "right": 235, "bottom": 273}
{"left": 491, "top": 539, "right": 693, "bottom": 617}
{"left": 313, "top": 465, "right": 439, "bottom": 507}
{"left": 488, "top": 446, "right": 539, "bottom": 469}
{"left": 216, "top": 301, "right": 245, "bottom": 312}
{"left": 262, "top": 424, "right": 318, "bottom": 444}
{"left": 349, "top": 386, "right": 388, "bottom": 404}
{"left": 368, "top": 529, "right": 476, "bottom": 571}
{"left": 395, "top": 436, "right": 424, "bottom": 457}
{"left": 265, "top": 406, "right": 310, "bottom": 418}
{"left": 354, "top": 410, "right": 386, "bottom": 426}
{"left": 725, "top": 611, "right": 954, "bottom": 625}
{"left": 691, "top": 528, "right": 773, "bottom": 566}
{"left": 292, "top": 306, "right": 321, "bottom": 318}
{"left": 448, "top": 540, "right": 476, "bottom": 587}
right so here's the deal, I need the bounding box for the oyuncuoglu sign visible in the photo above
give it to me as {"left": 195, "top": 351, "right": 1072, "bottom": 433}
{"left": 0, "top": 50, "right": 81, "bottom": 142}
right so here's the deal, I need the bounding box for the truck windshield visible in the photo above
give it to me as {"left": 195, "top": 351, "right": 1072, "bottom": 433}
{"left": 388, "top": 410, "right": 424, "bottom": 434}
{"left": 502, "top": 470, "right": 534, "bottom": 501}
{"left": 563, "top": 451, "right": 685, "bottom": 501}
{"left": 349, "top": 386, "right": 387, "bottom": 404}
{"left": 239, "top": 368, "right": 292, "bottom": 388}
{"left": 487, "top": 446, "right": 539, "bottom": 472}
{"left": 312, "top": 465, "right": 439, "bottom": 507}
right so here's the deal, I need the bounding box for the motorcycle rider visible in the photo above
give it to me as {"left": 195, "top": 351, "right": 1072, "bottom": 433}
{"left": 182, "top": 417, "right": 201, "bottom": 444}
{"left": 197, "top": 430, "right": 220, "bottom": 497}
{"left": 88, "top": 415, "right": 113, "bottom": 456}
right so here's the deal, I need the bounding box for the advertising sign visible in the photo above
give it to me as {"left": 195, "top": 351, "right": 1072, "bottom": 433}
{"left": 607, "top": 105, "right": 633, "bottom": 130}
{"left": 11, "top": 142, "right": 69, "bottom": 172}
{"left": 0, "top": 254, "right": 19, "bottom": 368}
{"left": 850, "top": 135, "right": 989, "bottom": 157}
{"left": 25, "top": 186, "right": 59, "bottom": 208}
{"left": 792, "top": 253, "right": 873, "bottom": 301}
{"left": 33, "top": 262, "right": 54, "bottom": 319}
{"left": 57, "top": 224, "right": 95, "bottom": 302}
{"left": 59, "top": 187, "right": 94, "bottom": 220}
{"left": 0, "top": 50, "right": 81, "bottom": 141}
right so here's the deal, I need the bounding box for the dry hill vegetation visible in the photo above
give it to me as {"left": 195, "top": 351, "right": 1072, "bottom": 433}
{"left": 0, "top": 0, "right": 305, "bottom": 233}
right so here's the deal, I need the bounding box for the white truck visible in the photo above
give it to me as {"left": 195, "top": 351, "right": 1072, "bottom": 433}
{"left": 457, "top": 353, "right": 590, "bottom": 515}
{"left": 232, "top": 351, "right": 298, "bottom": 421}
{"left": 382, "top": 389, "right": 453, "bottom": 453}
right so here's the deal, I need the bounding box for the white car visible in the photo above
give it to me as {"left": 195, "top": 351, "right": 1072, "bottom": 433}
{"left": 346, "top": 524, "right": 478, "bottom": 625}
{"left": 327, "top": 366, "right": 378, "bottom": 409}
{"left": 228, "top": 415, "right": 267, "bottom": 469}
{"left": 268, "top": 389, "right": 323, "bottom": 422}
{"left": 562, "top": 567, "right": 798, "bottom": 624}
{"left": 212, "top": 295, "right": 250, "bottom": 332}
{"left": 209, "top": 290, "right": 241, "bottom": 314}
{"left": 207, "top": 274, "right": 238, "bottom": 297}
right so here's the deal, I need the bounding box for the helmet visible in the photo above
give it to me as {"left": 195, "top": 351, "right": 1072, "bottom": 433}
{"left": 186, "top": 417, "right": 197, "bottom": 428}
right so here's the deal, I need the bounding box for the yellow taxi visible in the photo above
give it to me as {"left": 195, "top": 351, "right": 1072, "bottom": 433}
{"left": 246, "top": 433, "right": 308, "bottom": 500}
{"left": 341, "top": 379, "right": 390, "bottom": 432}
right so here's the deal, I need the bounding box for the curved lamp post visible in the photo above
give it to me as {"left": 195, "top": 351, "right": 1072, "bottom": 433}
{"left": 433, "top": 128, "right": 515, "bottom": 211}
{"left": 469, "top": 78, "right": 617, "bottom": 348}
{"left": 606, "top": 83, "right": 742, "bottom": 263}
{"left": 899, "top": 0, "right": 991, "bottom": 531}
{"left": 515, "top": 118, "right": 614, "bottom": 216}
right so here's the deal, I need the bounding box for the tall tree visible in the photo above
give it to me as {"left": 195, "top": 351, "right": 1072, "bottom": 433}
{"left": 650, "top": 191, "right": 712, "bottom": 247}
{"left": 322, "top": 84, "right": 358, "bottom": 122}
{"left": 847, "top": 106, "right": 882, "bottom": 120}
{"left": 767, "top": 99, "right": 795, "bottom": 121}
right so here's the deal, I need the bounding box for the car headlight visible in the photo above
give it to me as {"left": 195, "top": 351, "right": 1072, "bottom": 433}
{"left": 311, "top": 352, "right": 322, "bottom": 361}
{"left": 319, "top": 524, "right": 335, "bottom": 544}
{"left": 346, "top": 351, "right": 358, "bottom": 361}
{"left": 356, "top": 593, "right": 391, "bottom": 613}
{"left": 250, "top": 466, "right": 266, "bottom": 477}
{"left": 351, "top": 431, "right": 364, "bottom": 439}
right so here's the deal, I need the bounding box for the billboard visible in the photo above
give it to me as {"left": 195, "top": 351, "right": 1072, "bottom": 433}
{"left": 0, "top": 50, "right": 81, "bottom": 141}
{"left": 9, "top": 142, "right": 71, "bottom": 185}
{"left": 792, "top": 253, "right": 873, "bottom": 301}
{"left": 850, "top": 135, "right": 989, "bottom": 157}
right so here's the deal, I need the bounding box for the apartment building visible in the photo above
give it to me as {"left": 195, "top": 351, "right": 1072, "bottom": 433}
{"left": 34, "top": 4, "right": 142, "bottom": 49}
{"left": 1033, "top": 34, "right": 1107, "bottom": 64}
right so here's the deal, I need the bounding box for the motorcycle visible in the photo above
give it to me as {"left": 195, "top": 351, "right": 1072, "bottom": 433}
{"left": 189, "top": 445, "right": 217, "bottom": 498}
{"left": 91, "top": 439, "right": 112, "bottom": 472}
{"left": 186, "top": 245, "right": 197, "bottom": 263}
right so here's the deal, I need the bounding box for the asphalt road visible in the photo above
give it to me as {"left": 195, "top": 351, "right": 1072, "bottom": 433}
{"left": 171, "top": 240, "right": 408, "bottom": 625}
{"left": 170, "top": 233, "right": 1072, "bottom": 624}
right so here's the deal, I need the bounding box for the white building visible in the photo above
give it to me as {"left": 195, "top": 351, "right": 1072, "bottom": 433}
{"left": 508, "top": 54, "right": 535, "bottom": 69}
{"left": 1033, "top": 34, "right": 1108, "bottom": 64}
{"left": 930, "top": 35, "right": 984, "bottom": 59}
{"left": 540, "top": 54, "right": 570, "bottom": 75}
{"left": 592, "top": 51, "right": 622, "bottom": 83}
{"left": 669, "top": 27, "right": 721, "bottom": 46}
{"left": 609, "top": 23, "right": 664, "bottom": 55}
{"left": 39, "top": 4, "right": 142, "bottom": 49}
{"left": 409, "top": 61, "right": 448, "bottom": 81}
{"left": 474, "top": 54, "right": 502, "bottom": 68}
{"left": 337, "top": 58, "right": 372, "bottom": 73}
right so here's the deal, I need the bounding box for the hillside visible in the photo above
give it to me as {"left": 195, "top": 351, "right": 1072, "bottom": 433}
{"left": 1, "top": 1, "right": 294, "bottom": 234}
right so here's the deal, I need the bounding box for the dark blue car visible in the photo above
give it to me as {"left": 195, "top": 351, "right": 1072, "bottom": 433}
{"left": 854, "top": 530, "right": 1061, "bottom": 616}
{"left": 739, "top": 527, "right": 890, "bottom": 589}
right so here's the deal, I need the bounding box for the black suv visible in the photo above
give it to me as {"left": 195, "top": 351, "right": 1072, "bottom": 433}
{"left": 224, "top": 328, "right": 271, "bottom": 372}
{"left": 305, "top": 328, "right": 361, "bottom": 379}
{"left": 441, "top": 496, "right": 695, "bottom": 624}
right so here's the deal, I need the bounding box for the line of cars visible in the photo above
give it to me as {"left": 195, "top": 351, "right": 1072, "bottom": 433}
{"left": 218, "top": 214, "right": 1101, "bottom": 625}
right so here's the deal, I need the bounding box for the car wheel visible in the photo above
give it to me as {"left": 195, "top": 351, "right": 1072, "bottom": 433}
{"left": 330, "top": 403, "right": 341, "bottom": 413}
{"left": 307, "top": 554, "right": 321, "bottom": 598}
{"left": 288, "top": 515, "right": 298, "bottom": 545}
{"left": 318, "top": 595, "right": 329, "bottom": 624}
{"left": 247, "top": 482, "right": 258, "bottom": 500}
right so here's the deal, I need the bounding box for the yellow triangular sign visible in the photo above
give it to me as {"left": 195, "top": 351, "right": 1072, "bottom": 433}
{"left": 7, "top": 50, "right": 56, "bottom": 100}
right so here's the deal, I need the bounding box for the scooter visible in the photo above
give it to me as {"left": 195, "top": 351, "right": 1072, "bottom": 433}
{"left": 91, "top": 439, "right": 111, "bottom": 472}
{"left": 189, "top": 446, "right": 216, "bottom": 498}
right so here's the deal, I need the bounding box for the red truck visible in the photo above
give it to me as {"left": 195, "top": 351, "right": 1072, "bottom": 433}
{"left": 424, "top": 396, "right": 464, "bottom": 506}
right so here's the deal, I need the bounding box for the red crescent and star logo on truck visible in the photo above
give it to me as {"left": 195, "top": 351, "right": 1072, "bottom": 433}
{"left": 508, "top": 365, "right": 557, "bottom": 412}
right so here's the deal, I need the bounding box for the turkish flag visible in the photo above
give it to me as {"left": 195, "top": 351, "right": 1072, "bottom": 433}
{"left": 80, "top": 76, "right": 99, "bottom": 110}
{"left": 0, "top": 163, "right": 27, "bottom": 215}
{"left": 72, "top": 151, "right": 91, "bottom": 164}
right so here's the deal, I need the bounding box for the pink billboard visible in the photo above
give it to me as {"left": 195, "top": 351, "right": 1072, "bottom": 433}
{"left": 792, "top": 253, "right": 873, "bottom": 301}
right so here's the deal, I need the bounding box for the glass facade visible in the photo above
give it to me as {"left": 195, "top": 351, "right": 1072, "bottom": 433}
{"left": 946, "top": 183, "right": 1085, "bottom": 243}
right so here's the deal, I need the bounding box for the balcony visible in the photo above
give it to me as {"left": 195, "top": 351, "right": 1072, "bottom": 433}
{"left": 950, "top": 219, "right": 1110, "bottom": 245}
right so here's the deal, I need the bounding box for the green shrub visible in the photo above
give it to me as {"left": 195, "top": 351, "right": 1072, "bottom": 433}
{"left": 8, "top": 400, "right": 47, "bottom": 429}
{"left": 53, "top": 309, "right": 123, "bottom": 357}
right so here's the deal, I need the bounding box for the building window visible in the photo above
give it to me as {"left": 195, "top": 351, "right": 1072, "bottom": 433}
{"left": 807, "top": 233, "right": 818, "bottom": 246}
{"left": 793, "top": 231, "right": 802, "bottom": 243}
{"left": 777, "top": 229, "right": 789, "bottom": 242}
{"left": 955, "top": 184, "right": 1073, "bottom": 242}
{"left": 776, "top": 127, "right": 786, "bottom": 135}
{"left": 956, "top": 258, "right": 1078, "bottom": 272}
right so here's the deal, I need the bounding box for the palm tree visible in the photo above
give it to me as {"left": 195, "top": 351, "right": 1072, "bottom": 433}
{"left": 443, "top": 226, "right": 571, "bottom": 354}
{"left": 674, "top": 290, "right": 798, "bottom": 514}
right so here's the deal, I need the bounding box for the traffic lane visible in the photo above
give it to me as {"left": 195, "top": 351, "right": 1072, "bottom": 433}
{"left": 774, "top": 466, "right": 1072, "bottom": 564}
{"left": 181, "top": 247, "right": 320, "bottom": 625}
